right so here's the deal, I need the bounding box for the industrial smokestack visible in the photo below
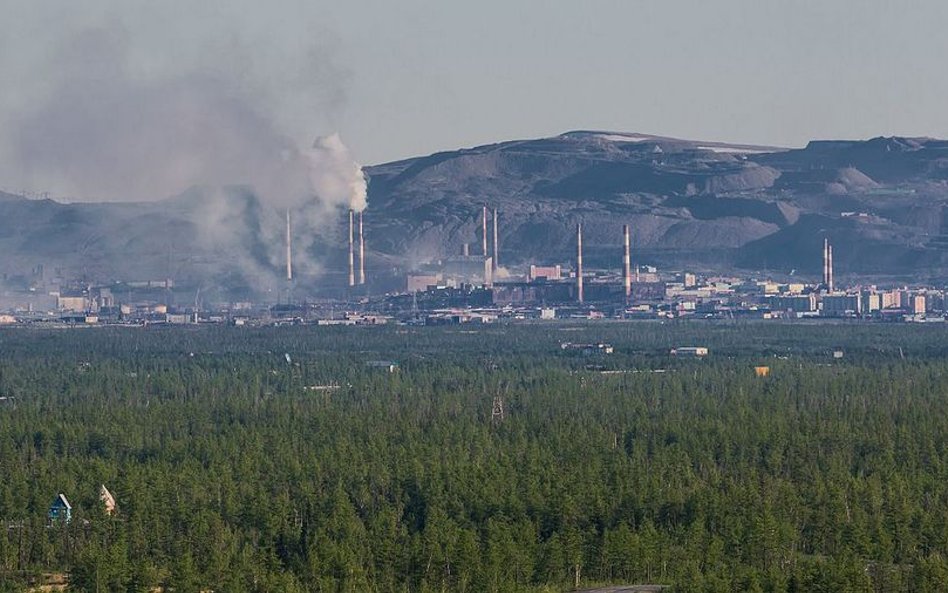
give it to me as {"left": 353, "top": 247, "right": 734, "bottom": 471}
{"left": 492, "top": 207, "right": 499, "bottom": 273}
{"left": 285, "top": 209, "right": 293, "bottom": 281}
{"left": 348, "top": 209, "right": 355, "bottom": 287}
{"left": 577, "top": 223, "right": 584, "bottom": 304}
{"left": 463, "top": 243, "right": 469, "bottom": 257}
{"left": 823, "top": 238, "right": 829, "bottom": 289}
{"left": 623, "top": 224, "right": 631, "bottom": 302}
{"left": 358, "top": 211, "right": 365, "bottom": 285}
{"left": 482, "top": 205, "right": 488, "bottom": 256}
{"left": 828, "top": 244, "right": 834, "bottom": 292}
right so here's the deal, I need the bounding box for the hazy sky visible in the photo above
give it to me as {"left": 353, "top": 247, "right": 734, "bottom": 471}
{"left": 3, "top": 0, "right": 948, "bottom": 170}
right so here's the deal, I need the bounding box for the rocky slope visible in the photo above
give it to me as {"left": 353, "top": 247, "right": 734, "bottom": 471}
{"left": 4, "top": 131, "right": 948, "bottom": 297}
{"left": 365, "top": 131, "right": 948, "bottom": 283}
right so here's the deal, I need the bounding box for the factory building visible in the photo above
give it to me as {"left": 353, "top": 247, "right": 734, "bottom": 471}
{"left": 491, "top": 282, "right": 571, "bottom": 306}
{"left": 407, "top": 274, "right": 443, "bottom": 293}
{"left": 821, "top": 293, "right": 861, "bottom": 316}
{"left": 630, "top": 281, "right": 667, "bottom": 302}
{"left": 529, "top": 265, "right": 562, "bottom": 282}
{"left": 580, "top": 281, "right": 624, "bottom": 303}
{"left": 441, "top": 255, "right": 493, "bottom": 287}
{"left": 56, "top": 294, "right": 88, "bottom": 312}
{"left": 768, "top": 294, "right": 817, "bottom": 314}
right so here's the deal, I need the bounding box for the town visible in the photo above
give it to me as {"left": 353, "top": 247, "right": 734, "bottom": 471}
{"left": 0, "top": 210, "right": 941, "bottom": 327}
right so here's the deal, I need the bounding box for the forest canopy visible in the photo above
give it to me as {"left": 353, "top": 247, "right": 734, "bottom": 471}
{"left": 0, "top": 322, "right": 947, "bottom": 592}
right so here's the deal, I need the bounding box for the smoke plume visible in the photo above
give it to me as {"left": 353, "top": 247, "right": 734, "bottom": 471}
{"left": 308, "top": 134, "right": 368, "bottom": 213}
{"left": 0, "top": 4, "right": 368, "bottom": 291}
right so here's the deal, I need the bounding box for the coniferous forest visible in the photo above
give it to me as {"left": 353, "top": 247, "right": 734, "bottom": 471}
{"left": 1, "top": 322, "right": 948, "bottom": 592}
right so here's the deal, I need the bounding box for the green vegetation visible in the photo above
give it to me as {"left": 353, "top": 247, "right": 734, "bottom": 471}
{"left": 1, "top": 321, "right": 947, "bottom": 592}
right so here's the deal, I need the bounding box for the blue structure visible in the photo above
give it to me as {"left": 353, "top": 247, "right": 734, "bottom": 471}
{"left": 48, "top": 493, "right": 72, "bottom": 523}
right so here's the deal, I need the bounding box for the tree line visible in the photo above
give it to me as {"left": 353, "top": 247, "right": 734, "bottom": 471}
{"left": 0, "top": 322, "right": 946, "bottom": 592}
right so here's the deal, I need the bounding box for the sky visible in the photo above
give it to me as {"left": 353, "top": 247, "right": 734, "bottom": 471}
{"left": 2, "top": 0, "right": 948, "bottom": 179}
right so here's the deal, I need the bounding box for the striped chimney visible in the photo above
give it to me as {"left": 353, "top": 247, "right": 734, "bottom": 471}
{"left": 482, "top": 205, "right": 488, "bottom": 256}
{"left": 348, "top": 210, "right": 355, "bottom": 287}
{"left": 285, "top": 209, "right": 293, "bottom": 281}
{"left": 492, "top": 207, "right": 499, "bottom": 273}
{"left": 623, "top": 224, "right": 631, "bottom": 301}
{"left": 577, "top": 223, "right": 584, "bottom": 304}
{"left": 358, "top": 211, "right": 365, "bottom": 285}
{"left": 827, "top": 244, "right": 834, "bottom": 292}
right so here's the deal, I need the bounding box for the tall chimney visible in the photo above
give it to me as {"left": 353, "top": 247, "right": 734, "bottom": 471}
{"left": 358, "top": 211, "right": 365, "bottom": 285}
{"left": 492, "top": 207, "right": 499, "bottom": 273}
{"left": 623, "top": 224, "right": 631, "bottom": 302}
{"left": 348, "top": 209, "right": 355, "bottom": 287}
{"left": 462, "top": 243, "right": 469, "bottom": 257}
{"left": 822, "top": 238, "right": 829, "bottom": 289}
{"left": 828, "top": 244, "right": 834, "bottom": 292}
{"left": 482, "top": 205, "right": 488, "bottom": 256}
{"left": 285, "top": 209, "right": 293, "bottom": 281}
{"left": 577, "top": 223, "right": 584, "bottom": 304}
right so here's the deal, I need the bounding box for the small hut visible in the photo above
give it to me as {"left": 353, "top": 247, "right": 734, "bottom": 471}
{"left": 99, "top": 485, "right": 117, "bottom": 515}
{"left": 48, "top": 494, "right": 72, "bottom": 523}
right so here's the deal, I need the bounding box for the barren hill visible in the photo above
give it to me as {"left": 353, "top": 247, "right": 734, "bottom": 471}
{"left": 365, "top": 131, "right": 948, "bottom": 283}
{"left": 3, "top": 130, "right": 948, "bottom": 297}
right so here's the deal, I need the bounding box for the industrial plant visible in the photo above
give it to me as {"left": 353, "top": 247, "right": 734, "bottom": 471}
{"left": 1, "top": 200, "right": 947, "bottom": 328}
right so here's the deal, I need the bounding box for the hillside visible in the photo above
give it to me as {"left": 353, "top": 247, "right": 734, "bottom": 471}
{"left": 3, "top": 130, "right": 948, "bottom": 296}
{"left": 365, "top": 131, "right": 948, "bottom": 282}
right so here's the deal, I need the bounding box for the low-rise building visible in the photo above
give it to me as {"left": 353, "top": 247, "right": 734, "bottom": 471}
{"left": 48, "top": 494, "right": 72, "bottom": 523}
{"left": 822, "top": 293, "right": 861, "bottom": 316}
{"left": 671, "top": 347, "right": 709, "bottom": 357}
{"left": 57, "top": 295, "right": 88, "bottom": 312}
{"left": 528, "top": 265, "right": 562, "bottom": 281}
{"left": 769, "top": 294, "right": 816, "bottom": 313}
{"left": 561, "top": 342, "right": 614, "bottom": 355}
{"left": 407, "top": 274, "right": 443, "bottom": 293}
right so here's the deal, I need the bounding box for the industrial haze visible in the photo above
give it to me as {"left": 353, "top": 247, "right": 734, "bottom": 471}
{"left": 0, "top": 2, "right": 366, "bottom": 294}
{"left": 4, "top": 130, "right": 948, "bottom": 298}
{"left": 5, "top": 4, "right": 947, "bottom": 297}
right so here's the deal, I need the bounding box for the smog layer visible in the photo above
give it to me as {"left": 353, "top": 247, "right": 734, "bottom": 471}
{"left": 4, "top": 130, "right": 948, "bottom": 296}
{"left": 0, "top": 2, "right": 367, "bottom": 294}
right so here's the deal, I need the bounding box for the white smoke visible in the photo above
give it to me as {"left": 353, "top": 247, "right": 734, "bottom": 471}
{"left": 0, "top": 10, "right": 369, "bottom": 291}
{"left": 308, "top": 133, "right": 368, "bottom": 213}
{"left": 181, "top": 132, "right": 367, "bottom": 290}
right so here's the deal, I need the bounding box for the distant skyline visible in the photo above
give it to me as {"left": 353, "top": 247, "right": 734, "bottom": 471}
{"left": 3, "top": 0, "right": 948, "bottom": 172}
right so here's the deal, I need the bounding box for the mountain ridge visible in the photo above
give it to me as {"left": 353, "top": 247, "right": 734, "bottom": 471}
{"left": 4, "top": 130, "right": 948, "bottom": 297}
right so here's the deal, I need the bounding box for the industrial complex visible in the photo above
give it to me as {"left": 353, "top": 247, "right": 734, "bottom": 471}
{"left": 0, "top": 205, "right": 946, "bottom": 327}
